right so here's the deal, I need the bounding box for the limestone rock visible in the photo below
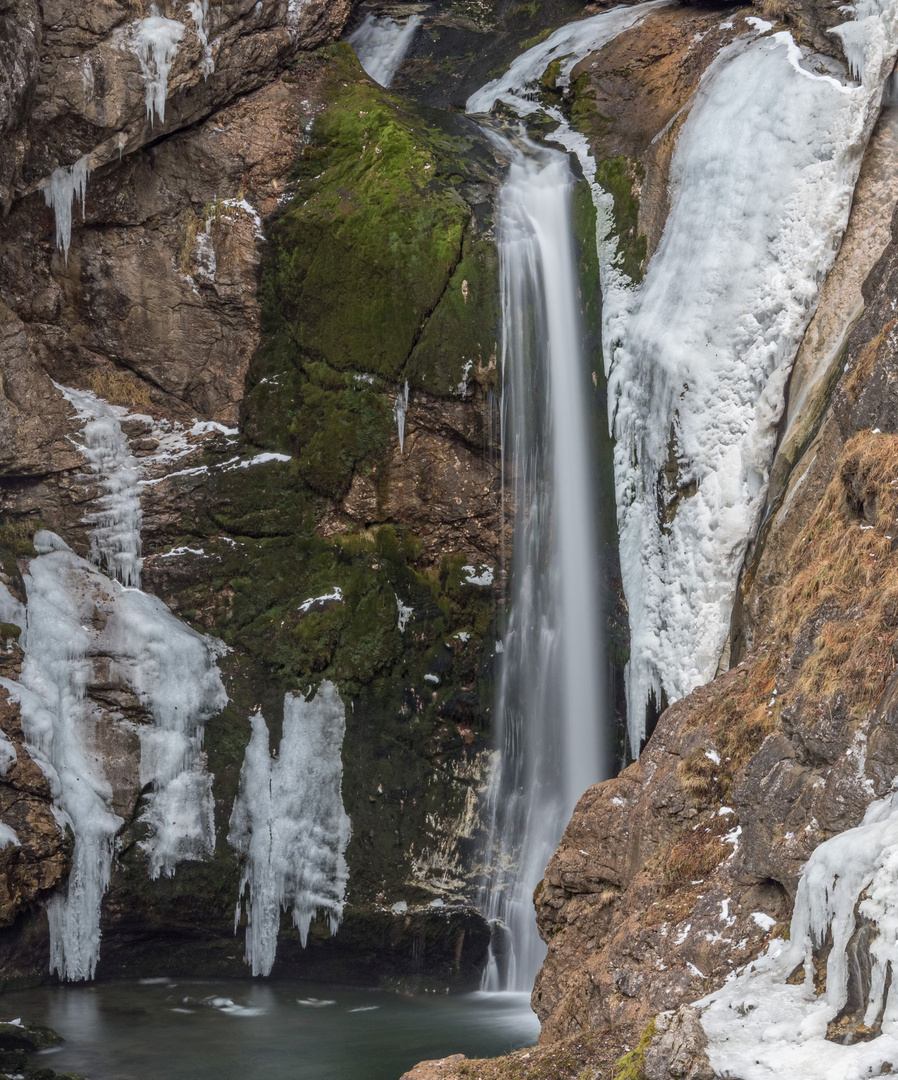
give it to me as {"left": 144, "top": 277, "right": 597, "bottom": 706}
{"left": 644, "top": 1008, "right": 714, "bottom": 1080}
{"left": 0, "top": 0, "right": 40, "bottom": 212}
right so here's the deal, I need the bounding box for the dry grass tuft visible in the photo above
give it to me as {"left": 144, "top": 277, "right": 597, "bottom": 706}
{"left": 775, "top": 430, "right": 898, "bottom": 715}
{"left": 88, "top": 368, "right": 151, "bottom": 410}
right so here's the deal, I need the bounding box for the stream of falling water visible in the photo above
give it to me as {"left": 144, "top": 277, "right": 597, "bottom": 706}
{"left": 476, "top": 132, "right": 610, "bottom": 992}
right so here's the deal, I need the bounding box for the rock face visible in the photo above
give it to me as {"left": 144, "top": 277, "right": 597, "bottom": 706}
{"left": 399, "top": 3, "right": 898, "bottom": 1077}
{"left": 0, "top": 0, "right": 505, "bottom": 991}
{"left": 527, "top": 16, "right": 898, "bottom": 1068}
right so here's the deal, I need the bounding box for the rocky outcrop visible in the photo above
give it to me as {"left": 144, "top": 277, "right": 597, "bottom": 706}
{"left": 1, "top": 0, "right": 353, "bottom": 208}
{"left": 0, "top": 667, "right": 71, "bottom": 932}
{"left": 0, "top": 0, "right": 508, "bottom": 989}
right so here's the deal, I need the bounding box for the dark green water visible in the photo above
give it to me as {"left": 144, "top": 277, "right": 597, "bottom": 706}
{"left": 1, "top": 981, "right": 539, "bottom": 1080}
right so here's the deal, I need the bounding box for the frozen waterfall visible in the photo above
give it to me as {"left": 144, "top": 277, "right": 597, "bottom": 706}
{"left": 58, "top": 385, "right": 144, "bottom": 588}
{"left": 0, "top": 534, "right": 225, "bottom": 979}
{"left": 603, "top": 26, "right": 897, "bottom": 751}
{"left": 346, "top": 14, "right": 421, "bottom": 88}
{"left": 474, "top": 132, "right": 609, "bottom": 992}
{"left": 229, "top": 682, "right": 351, "bottom": 977}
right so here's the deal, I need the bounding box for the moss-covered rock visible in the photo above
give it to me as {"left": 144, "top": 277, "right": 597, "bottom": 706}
{"left": 93, "top": 43, "right": 504, "bottom": 987}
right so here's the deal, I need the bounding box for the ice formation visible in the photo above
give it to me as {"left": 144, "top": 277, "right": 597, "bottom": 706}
{"left": 602, "top": 27, "right": 895, "bottom": 750}
{"left": 229, "top": 683, "right": 351, "bottom": 977}
{"left": 470, "top": 3, "right": 898, "bottom": 752}
{"left": 466, "top": 2, "right": 666, "bottom": 114}
{"left": 131, "top": 13, "right": 185, "bottom": 124}
{"left": 699, "top": 794, "right": 898, "bottom": 1078}
{"left": 188, "top": 0, "right": 214, "bottom": 77}
{"left": 0, "top": 729, "right": 15, "bottom": 777}
{"left": 0, "top": 534, "right": 225, "bottom": 979}
{"left": 43, "top": 156, "right": 91, "bottom": 262}
{"left": 346, "top": 14, "right": 422, "bottom": 88}
{"left": 393, "top": 381, "right": 410, "bottom": 454}
{"left": 58, "top": 386, "right": 143, "bottom": 588}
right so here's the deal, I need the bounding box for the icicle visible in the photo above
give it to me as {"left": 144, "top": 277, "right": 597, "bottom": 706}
{"left": 229, "top": 682, "right": 351, "bottom": 976}
{"left": 393, "top": 381, "right": 409, "bottom": 454}
{"left": 130, "top": 13, "right": 185, "bottom": 125}
{"left": 0, "top": 532, "right": 225, "bottom": 979}
{"left": 187, "top": 0, "right": 214, "bottom": 78}
{"left": 43, "top": 156, "right": 91, "bottom": 263}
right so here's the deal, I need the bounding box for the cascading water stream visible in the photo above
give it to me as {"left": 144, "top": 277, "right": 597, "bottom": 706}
{"left": 477, "top": 132, "right": 610, "bottom": 992}
{"left": 346, "top": 13, "right": 421, "bottom": 88}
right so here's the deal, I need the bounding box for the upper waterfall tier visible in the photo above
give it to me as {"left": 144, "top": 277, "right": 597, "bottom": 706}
{"left": 469, "top": 0, "right": 898, "bottom": 753}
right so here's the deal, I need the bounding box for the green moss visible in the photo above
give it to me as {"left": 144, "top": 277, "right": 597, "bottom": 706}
{"left": 0, "top": 621, "right": 21, "bottom": 641}
{"left": 594, "top": 155, "right": 647, "bottom": 284}
{"left": 256, "top": 44, "right": 469, "bottom": 385}
{"left": 405, "top": 235, "right": 499, "bottom": 398}
{"left": 612, "top": 1019, "right": 657, "bottom": 1080}
{"left": 138, "top": 44, "right": 505, "bottom": 918}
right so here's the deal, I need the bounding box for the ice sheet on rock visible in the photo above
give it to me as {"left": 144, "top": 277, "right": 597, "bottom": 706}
{"left": 0, "top": 582, "right": 25, "bottom": 630}
{"left": 346, "top": 14, "right": 422, "bottom": 88}
{"left": 229, "top": 682, "right": 351, "bottom": 977}
{"left": 131, "top": 14, "right": 185, "bottom": 124}
{"left": 395, "top": 595, "right": 413, "bottom": 632}
{"left": 0, "top": 536, "right": 225, "bottom": 979}
{"left": 58, "top": 386, "right": 143, "bottom": 588}
{"left": 112, "top": 584, "right": 226, "bottom": 879}
{"left": 0, "top": 729, "right": 16, "bottom": 776}
{"left": 462, "top": 565, "right": 494, "bottom": 587}
{"left": 700, "top": 794, "right": 898, "bottom": 1079}
{"left": 43, "top": 156, "right": 91, "bottom": 262}
{"left": 0, "top": 545, "right": 123, "bottom": 981}
{"left": 187, "top": 0, "right": 214, "bottom": 77}
{"left": 0, "top": 822, "right": 19, "bottom": 848}
{"left": 298, "top": 588, "right": 343, "bottom": 614}
{"left": 603, "top": 28, "right": 895, "bottom": 750}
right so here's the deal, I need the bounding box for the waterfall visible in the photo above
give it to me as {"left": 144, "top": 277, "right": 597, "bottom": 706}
{"left": 476, "top": 133, "right": 609, "bottom": 992}
{"left": 469, "top": 2, "right": 898, "bottom": 757}
{"left": 346, "top": 13, "right": 422, "bottom": 88}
